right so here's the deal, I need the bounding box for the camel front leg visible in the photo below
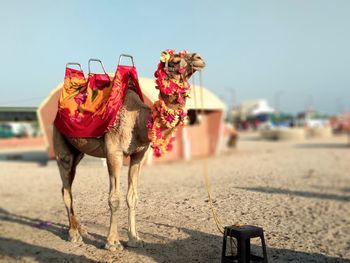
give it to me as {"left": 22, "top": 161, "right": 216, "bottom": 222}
{"left": 54, "top": 127, "right": 84, "bottom": 243}
{"left": 105, "top": 150, "right": 124, "bottom": 251}
{"left": 126, "top": 150, "right": 147, "bottom": 248}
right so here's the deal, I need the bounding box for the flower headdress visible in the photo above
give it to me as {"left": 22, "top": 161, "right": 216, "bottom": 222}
{"left": 147, "top": 49, "right": 191, "bottom": 157}
{"left": 154, "top": 49, "right": 191, "bottom": 96}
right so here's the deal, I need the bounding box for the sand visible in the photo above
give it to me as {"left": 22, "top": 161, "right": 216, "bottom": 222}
{"left": 0, "top": 132, "right": 349, "bottom": 262}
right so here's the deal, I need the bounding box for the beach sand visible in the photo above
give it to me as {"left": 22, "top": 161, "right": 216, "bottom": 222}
{"left": 0, "top": 132, "right": 349, "bottom": 262}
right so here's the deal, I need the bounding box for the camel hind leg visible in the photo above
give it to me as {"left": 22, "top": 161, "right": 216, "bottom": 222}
{"left": 53, "top": 127, "right": 84, "bottom": 243}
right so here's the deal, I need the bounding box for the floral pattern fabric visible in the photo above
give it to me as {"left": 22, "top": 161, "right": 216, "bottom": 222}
{"left": 54, "top": 65, "right": 143, "bottom": 137}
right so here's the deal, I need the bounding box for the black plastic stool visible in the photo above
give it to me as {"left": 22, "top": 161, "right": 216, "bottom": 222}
{"left": 221, "top": 225, "right": 268, "bottom": 263}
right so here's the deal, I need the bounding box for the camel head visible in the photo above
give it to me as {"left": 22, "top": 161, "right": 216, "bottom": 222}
{"left": 148, "top": 50, "right": 205, "bottom": 157}
{"left": 155, "top": 49, "right": 206, "bottom": 107}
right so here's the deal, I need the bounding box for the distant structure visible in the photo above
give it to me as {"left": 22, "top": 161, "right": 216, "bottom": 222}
{"left": 231, "top": 99, "right": 275, "bottom": 129}
{"left": 0, "top": 107, "right": 39, "bottom": 138}
{"left": 236, "top": 99, "right": 274, "bottom": 118}
{"left": 296, "top": 110, "right": 329, "bottom": 128}
{"left": 0, "top": 107, "right": 37, "bottom": 122}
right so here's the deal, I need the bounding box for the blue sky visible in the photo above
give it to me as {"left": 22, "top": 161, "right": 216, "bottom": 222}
{"left": 0, "top": 0, "right": 349, "bottom": 114}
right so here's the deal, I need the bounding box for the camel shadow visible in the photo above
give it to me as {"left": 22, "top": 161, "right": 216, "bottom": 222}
{"left": 239, "top": 135, "right": 262, "bottom": 142}
{"left": 0, "top": 208, "right": 106, "bottom": 249}
{"left": 311, "top": 185, "right": 350, "bottom": 194}
{"left": 1, "top": 208, "right": 349, "bottom": 262}
{"left": 134, "top": 223, "right": 350, "bottom": 263}
{"left": 0, "top": 237, "right": 97, "bottom": 263}
{"left": 295, "top": 143, "right": 349, "bottom": 149}
{"left": 236, "top": 187, "right": 350, "bottom": 202}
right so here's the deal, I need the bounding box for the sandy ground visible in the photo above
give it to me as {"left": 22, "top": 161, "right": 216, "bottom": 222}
{"left": 0, "top": 132, "right": 349, "bottom": 263}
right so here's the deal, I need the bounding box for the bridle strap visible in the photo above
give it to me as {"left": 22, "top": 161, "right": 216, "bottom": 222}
{"left": 199, "top": 70, "right": 204, "bottom": 115}
{"left": 192, "top": 67, "right": 197, "bottom": 112}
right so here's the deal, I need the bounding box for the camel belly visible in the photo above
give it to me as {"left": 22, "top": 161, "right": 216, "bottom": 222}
{"left": 67, "top": 137, "right": 106, "bottom": 158}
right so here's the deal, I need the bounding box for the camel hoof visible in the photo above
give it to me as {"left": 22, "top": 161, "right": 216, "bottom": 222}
{"left": 127, "top": 238, "right": 144, "bottom": 248}
{"left": 68, "top": 229, "right": 83, "bottom": 243}
{"left": 105, "top": 242, "right": 124, "bottom": 251}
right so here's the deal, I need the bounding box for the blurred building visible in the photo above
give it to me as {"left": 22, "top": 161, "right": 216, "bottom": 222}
{"left": 0, "top": 107, "right": 39, "bottom": 137}
{"left": 0, "top": 107, "right": 37, "bottom": 122}
{"left": 296, "top": 110, "right": 330, "bottom": 128}
{"left": 38, "top": 77, "right": 226, "bottom": 163}
{"left": 231, "top": 99, "right": 275, "bottom": 129}
{"left": 239, "top": 99, "right": 275, "bottom": 118}
{"left": 329, "top": 113, "right": 350, "bottom": 133}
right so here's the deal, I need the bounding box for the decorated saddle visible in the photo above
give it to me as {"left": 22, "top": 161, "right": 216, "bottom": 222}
{"left": 54, "top": 56, "right": 144, "bottom": 137}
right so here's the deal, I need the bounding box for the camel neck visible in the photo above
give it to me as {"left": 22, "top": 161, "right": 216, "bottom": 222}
{"left": 147, "top": 96, "right": 187, "bottom": 157}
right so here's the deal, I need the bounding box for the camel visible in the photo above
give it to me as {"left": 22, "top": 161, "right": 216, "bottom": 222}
{"left": 53, "top": 50, "right": 206, "bottom": 251}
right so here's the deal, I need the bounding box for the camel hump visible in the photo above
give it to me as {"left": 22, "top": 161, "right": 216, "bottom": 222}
{"left": 124, "top": 90, "right": 150, "bottom": 111}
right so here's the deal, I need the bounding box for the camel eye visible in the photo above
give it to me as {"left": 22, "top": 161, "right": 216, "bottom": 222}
{"left": 171, "top": 56, "right": 181, "bottom": 64}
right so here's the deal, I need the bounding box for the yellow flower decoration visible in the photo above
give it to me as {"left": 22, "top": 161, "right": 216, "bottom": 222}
{"left": 160, "top": 51, "right": 171, "bottom": 63}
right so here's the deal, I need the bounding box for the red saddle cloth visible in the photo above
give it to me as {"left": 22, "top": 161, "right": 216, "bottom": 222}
{"left": 54, "top": 65, "right": 144, "bottom": 137}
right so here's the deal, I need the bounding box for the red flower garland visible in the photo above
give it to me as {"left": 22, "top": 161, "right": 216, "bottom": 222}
{"left": 147, "top": 49, "right": 190, "bottom": 157}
